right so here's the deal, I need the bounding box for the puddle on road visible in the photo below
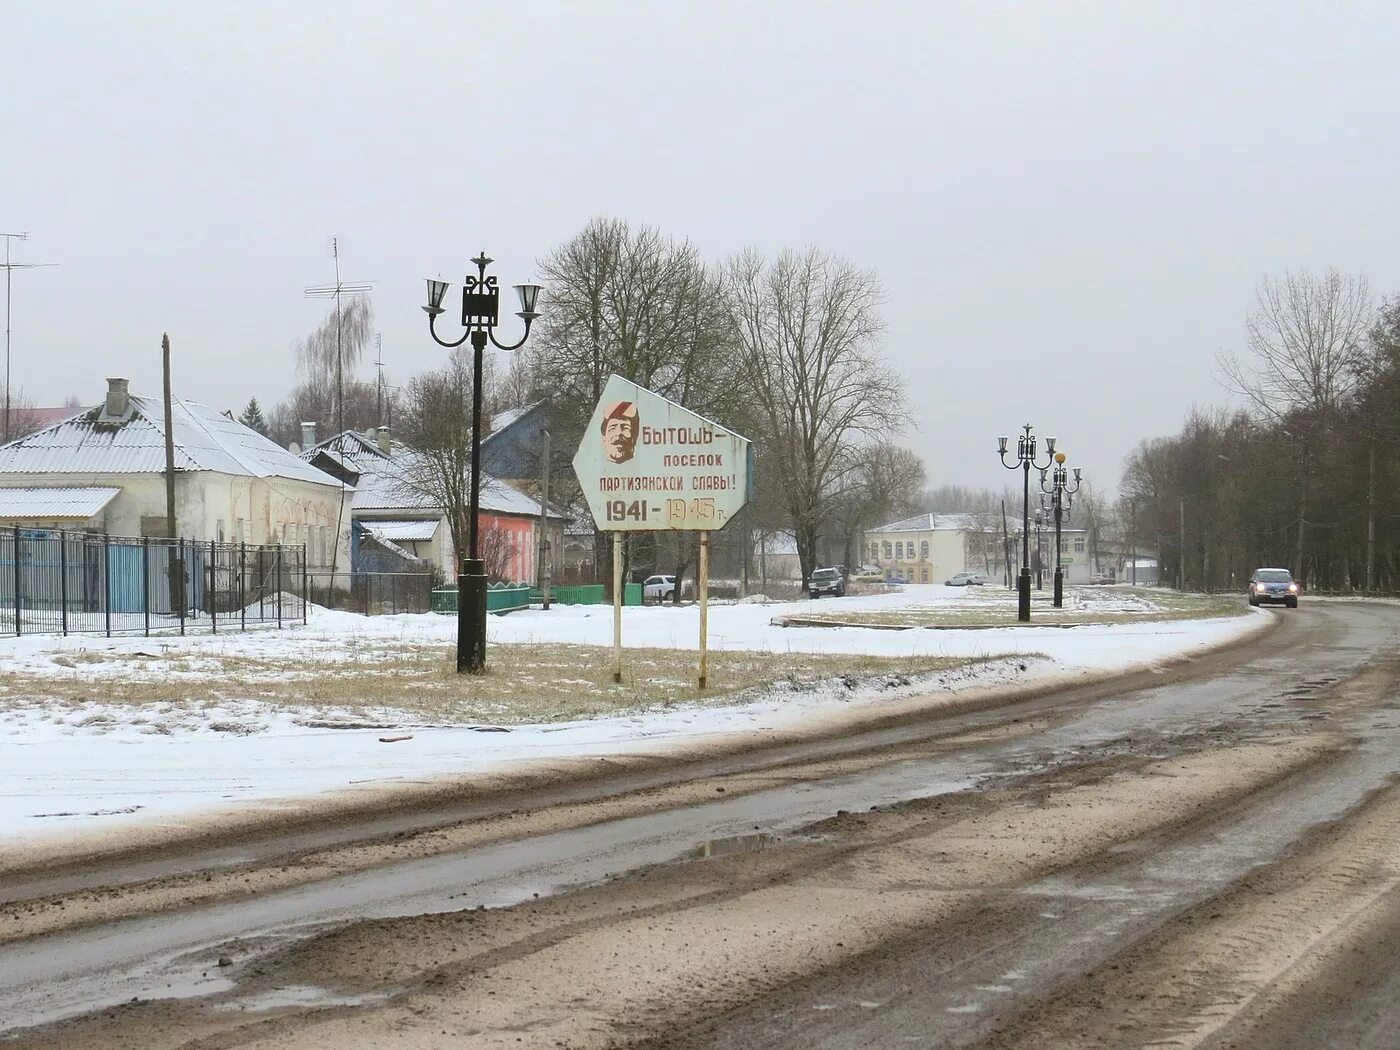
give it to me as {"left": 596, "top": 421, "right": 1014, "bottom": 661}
{"left": 213, "top": 984, "right": 393, "bottom": 1013}
{"left": 685, "top": 832, "right": 780, "bottom": 860}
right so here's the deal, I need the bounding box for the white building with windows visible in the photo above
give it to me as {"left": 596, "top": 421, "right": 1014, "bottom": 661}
{"left": 865, "top": 512, "right": 1093, "bottom": 585}
{"left": 0, "top": 378, "right": 350, "bottom": 576}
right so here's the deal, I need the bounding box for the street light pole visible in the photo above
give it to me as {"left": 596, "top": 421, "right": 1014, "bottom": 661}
{"left": 1040, "top": 458, "right": 1082, "bottom": 608}
{"left": 998, "top": 424, "right": 1055, "bottom": 622}
{"left": 423, "top": 253, "right": 543, "bottom": 673}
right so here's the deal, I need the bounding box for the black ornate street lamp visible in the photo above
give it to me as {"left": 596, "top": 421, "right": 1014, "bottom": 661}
{"left": 423, "top": 253, "right": 542, "bottom": 673}
{"left": 1039, "top": 456, "right": 1082, "bottom": 608}
{"left": 998, "top": 424, "right": 1055, "bottom": 622}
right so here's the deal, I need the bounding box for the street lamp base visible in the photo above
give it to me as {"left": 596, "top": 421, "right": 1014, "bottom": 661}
{"left": 457, "top": 558, "right": 488, "bottom": 674}
{"left": 1053, "top": 567, "right": 1064, "bottom": 608}
{"left": 1018, "top": 569, "right": 1031, "bottom": 622}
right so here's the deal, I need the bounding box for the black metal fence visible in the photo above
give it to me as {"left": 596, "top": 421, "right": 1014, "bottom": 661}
{"left": 0, "top": 527, "right": 307, "bottom": 637}
{"left": 306, "top": 572, "right": 434, "bottom": 616}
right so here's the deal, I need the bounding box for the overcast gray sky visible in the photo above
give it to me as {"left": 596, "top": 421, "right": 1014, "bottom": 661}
{"left": 4, "top": 1, "right": 1397, "bottom": 494}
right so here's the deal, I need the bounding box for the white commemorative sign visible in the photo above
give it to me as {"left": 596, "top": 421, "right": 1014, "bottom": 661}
{"left": 572, "top": 374, "right": 752, "bottom": 532}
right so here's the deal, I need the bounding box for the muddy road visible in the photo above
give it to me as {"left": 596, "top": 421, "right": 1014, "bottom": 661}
{"left": 4, "top": 601, "right": 1400, "bottom": 1048}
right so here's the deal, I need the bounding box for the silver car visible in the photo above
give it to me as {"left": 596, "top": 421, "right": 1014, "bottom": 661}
{"left": 945, "top": 571, "right": 987, "bottom": 586}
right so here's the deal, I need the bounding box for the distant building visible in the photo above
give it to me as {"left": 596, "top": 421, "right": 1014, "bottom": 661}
{"left": 0, "top": 378, "right": 348, "bottom": 575}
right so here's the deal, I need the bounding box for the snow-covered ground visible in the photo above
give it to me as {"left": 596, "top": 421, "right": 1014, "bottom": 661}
{"left": 0, "top": 585, "right": 1269, "bottom": 844}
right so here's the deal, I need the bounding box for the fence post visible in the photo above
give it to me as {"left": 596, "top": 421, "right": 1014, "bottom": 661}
{"left": 59, "top": 529, "right": 68, "bottom": 636}
{"left": 276, "top": 545, "right": 283, "bottom": 628}
{"left": 142, "top": 535, "right": 150, "bottom": 637}
{"left": 178, "top": 538, "right": 186, "bottom": 637}
{"left": 239, "top": 542, "right": 246, "bottom": 632}
{"left": 391, "top": 573, "right": 398, "bottom": 615}
{"left": 103, "top": 533, "right": 112, "bottom": 638}
{"left": 302, "top": 542, "right": 308, "bottom": 625}
{"left": 209, "top": 539, "right": 218, "bottom": 635}
{"left": 12, "top": 525, "right": 21, "bottom": 637}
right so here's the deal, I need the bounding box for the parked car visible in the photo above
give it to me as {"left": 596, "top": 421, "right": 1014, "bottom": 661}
{"left": 1248, "top": 567, "right": 1299, "bottom": 608}
{"left": 807, "top": 567, "right": 846, "bottom": 598}
{"left": 643, "top": 574, "right": 678, "bottom": 601}
{"left": 1089, "top": 572, "right": 1114, "bottom": 585}
{"left": 945, "top": 571, "right": 987, "bottom": 587}
{"left": 852, "top": 566, "right": 884, "bottom": 582}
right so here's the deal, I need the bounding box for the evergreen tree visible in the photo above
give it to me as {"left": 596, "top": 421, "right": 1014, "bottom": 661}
{"left": 239, "top": 397, "right": 270, "bottom": 437}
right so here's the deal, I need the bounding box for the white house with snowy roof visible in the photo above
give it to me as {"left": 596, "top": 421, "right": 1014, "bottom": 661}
{"left": 0, "top": 379, "right": 350, "bottom": 576}
{"left": 300, "top": 427, "right": 568, "bottom": 584}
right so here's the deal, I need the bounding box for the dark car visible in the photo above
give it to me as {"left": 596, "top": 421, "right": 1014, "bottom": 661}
{"left": 807, "top": 567, "right": 845, "bottom": 598}
{"left": 1248, "top": 567, "right": 1299, "bottom": 608}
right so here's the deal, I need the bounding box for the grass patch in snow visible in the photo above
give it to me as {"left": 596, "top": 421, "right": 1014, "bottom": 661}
{"left": 0, "top": 644, "right": 1008, "bottom": 726}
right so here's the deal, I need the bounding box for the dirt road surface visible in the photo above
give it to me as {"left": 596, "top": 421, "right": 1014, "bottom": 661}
{"left": 4, "top": 600, "right": 1400, "bottom": 1048}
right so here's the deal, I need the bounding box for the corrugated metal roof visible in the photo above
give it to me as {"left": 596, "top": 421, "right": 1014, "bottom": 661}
{"left": 0, "top": 395, "right": 339, "bottom": 489}
{"left": 0, "top": 486, "right": 121, "bottom": 518}
{"left": 363, "top": 519, "right": 439, "bottom": 542}
{"left": 871, "top": 513, "right": 984, "bottom": 534}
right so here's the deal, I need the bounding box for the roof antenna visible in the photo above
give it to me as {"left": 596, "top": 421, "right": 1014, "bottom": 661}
{"left": 303, "top": 237, "right": 373, "bottom": 440}
{"left": 1, "top": 232, "right": 58, "bottom": 444}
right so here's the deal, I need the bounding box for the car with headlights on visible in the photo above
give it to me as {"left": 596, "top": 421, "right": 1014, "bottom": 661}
{"left": 1248, "top": 567, "right": 1299, "bottom": 608}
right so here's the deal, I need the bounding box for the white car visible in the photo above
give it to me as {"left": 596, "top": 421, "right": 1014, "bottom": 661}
{"left": 945, "top": 571, "right": 987, "bottom": 587}
{"left": 643, "top": 575, "right": 678, "bottom": 601}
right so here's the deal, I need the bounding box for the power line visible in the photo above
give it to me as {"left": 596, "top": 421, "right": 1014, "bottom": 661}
{"left": 1, "top": 232, "right": 58, "bottom": 444}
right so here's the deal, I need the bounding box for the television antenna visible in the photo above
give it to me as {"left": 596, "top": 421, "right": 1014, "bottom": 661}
{"left": 373, "top": 332, "right": 386, "bottom": 428}
{"left": 303, "top": 237, "right": 373, "bottom": 440}
{"left": 1, "top": 233, "right": 58, "bottom": 444}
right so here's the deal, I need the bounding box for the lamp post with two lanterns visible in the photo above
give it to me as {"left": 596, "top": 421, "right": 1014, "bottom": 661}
{"left": 997, "top": 424, "right": 1056, "bottom": 623}
{"left": 1039, "top": 455, "right": 1082, "bottom": 609}
{"left": 422, "top": 253, "right": 543, "bottom": 673}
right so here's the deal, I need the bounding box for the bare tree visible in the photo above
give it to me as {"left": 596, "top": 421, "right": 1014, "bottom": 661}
{"left": 828, "top": 441, "right": 926, "bottom": 569}
{"left": 725, "top": 246, "right": 905, "bottom": 580}
{"left": 394, "top": 349, "right": 491, "bottom": 569}
{"left": 271, "top": 298, "right": 379, "bottom": 447}
{"left": 479, "top": 521, "right": 521, "bottom": 583}
{"left": 533, "top": 217, "right": 746, "bottom": 581}
{"left": 1219, "top": 268, "right": 1373, "bottom": 582}
{"left": 0, "top": 385, "right": 42, "bottom": 442}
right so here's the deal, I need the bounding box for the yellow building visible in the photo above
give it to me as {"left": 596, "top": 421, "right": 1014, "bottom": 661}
{"left": 865, "top": 513, "right": 995, "bottom": 584}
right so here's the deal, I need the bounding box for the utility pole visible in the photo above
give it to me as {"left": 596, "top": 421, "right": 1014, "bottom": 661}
{"left": 1129, "top": 499, "right": 1137, "bottom": 586}
{"left": 537, "top": 427, "right": 552, "bottom": 610}
{"left": 1179, "top": 497, "right": 1186, "bottom": 591}
{"left": 373, "top": 332, "right": 386, "bottom": 428}
{"left": 1, "top": 233, "right": 57, "bottom": 444}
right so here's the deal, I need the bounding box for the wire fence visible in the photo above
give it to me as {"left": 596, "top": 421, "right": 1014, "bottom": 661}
{"left": 306, "top": 572, "right": 435, "bottom": 616}
{"left": 0, "top": 527, "right": 307, "bottom": 637}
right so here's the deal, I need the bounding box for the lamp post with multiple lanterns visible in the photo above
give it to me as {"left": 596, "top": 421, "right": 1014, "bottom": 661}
{"left": 423, "top": 253, "right": 543, "bottom": 673}
{"left": 1039, "top": 455, "right": 1082, "bottom": 609}
{"left": 998, "top": 424, "right": 1056, "bottom": 622}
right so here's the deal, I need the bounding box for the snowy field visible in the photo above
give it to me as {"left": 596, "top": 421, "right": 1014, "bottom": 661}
{"left": 0, "top": 584, "right": 1269, "bottom": 844}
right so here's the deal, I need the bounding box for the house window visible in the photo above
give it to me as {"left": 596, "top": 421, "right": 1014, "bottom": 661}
{"left": 883, "top": 541, "right": 892, "bottom": 559}
{"left": 1074, "top": 537, "right": 1086, "bottom": 553}
{"left": 235, "top": 518, "right": 245, "bottom": 544}
{"left": 216, "top": 519, "right": 225, "bottom": 543}
{"left": 895, "top": 541, "right": 903, "bottom": 559}
{"left": 920, "top": 541, "right": 929, "bottom": 561}
{"left": 921, "top": 568, "right": 928, "bottom": 582}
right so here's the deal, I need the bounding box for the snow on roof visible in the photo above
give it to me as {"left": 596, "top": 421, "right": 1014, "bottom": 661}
{"left": 870, "top": 513, "right": 985, "bottom": 533}
{"left": 362, "top": 519, "right": 439, "bottom": 543}
{"left": 0, "top": 486, "right": 121, "bottom": 519}
{"left": 488, "top": 404, "right": 537, "bottom": 434}
{"left": 303, "top": 430, "right": 568, "bottom": 520}
{"left": 0, "top": 395, "right": 338, "bottom": 488}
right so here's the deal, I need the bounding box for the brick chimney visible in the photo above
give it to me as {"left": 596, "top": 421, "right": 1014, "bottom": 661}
{"left": 377, "top": 425, "right": 391, "bottom": 455}
{"left": 104, "top": 377, "right": 130, "bottom": 418}
{"left": 301, "top": 422, "right": 317, "bottom": 449}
